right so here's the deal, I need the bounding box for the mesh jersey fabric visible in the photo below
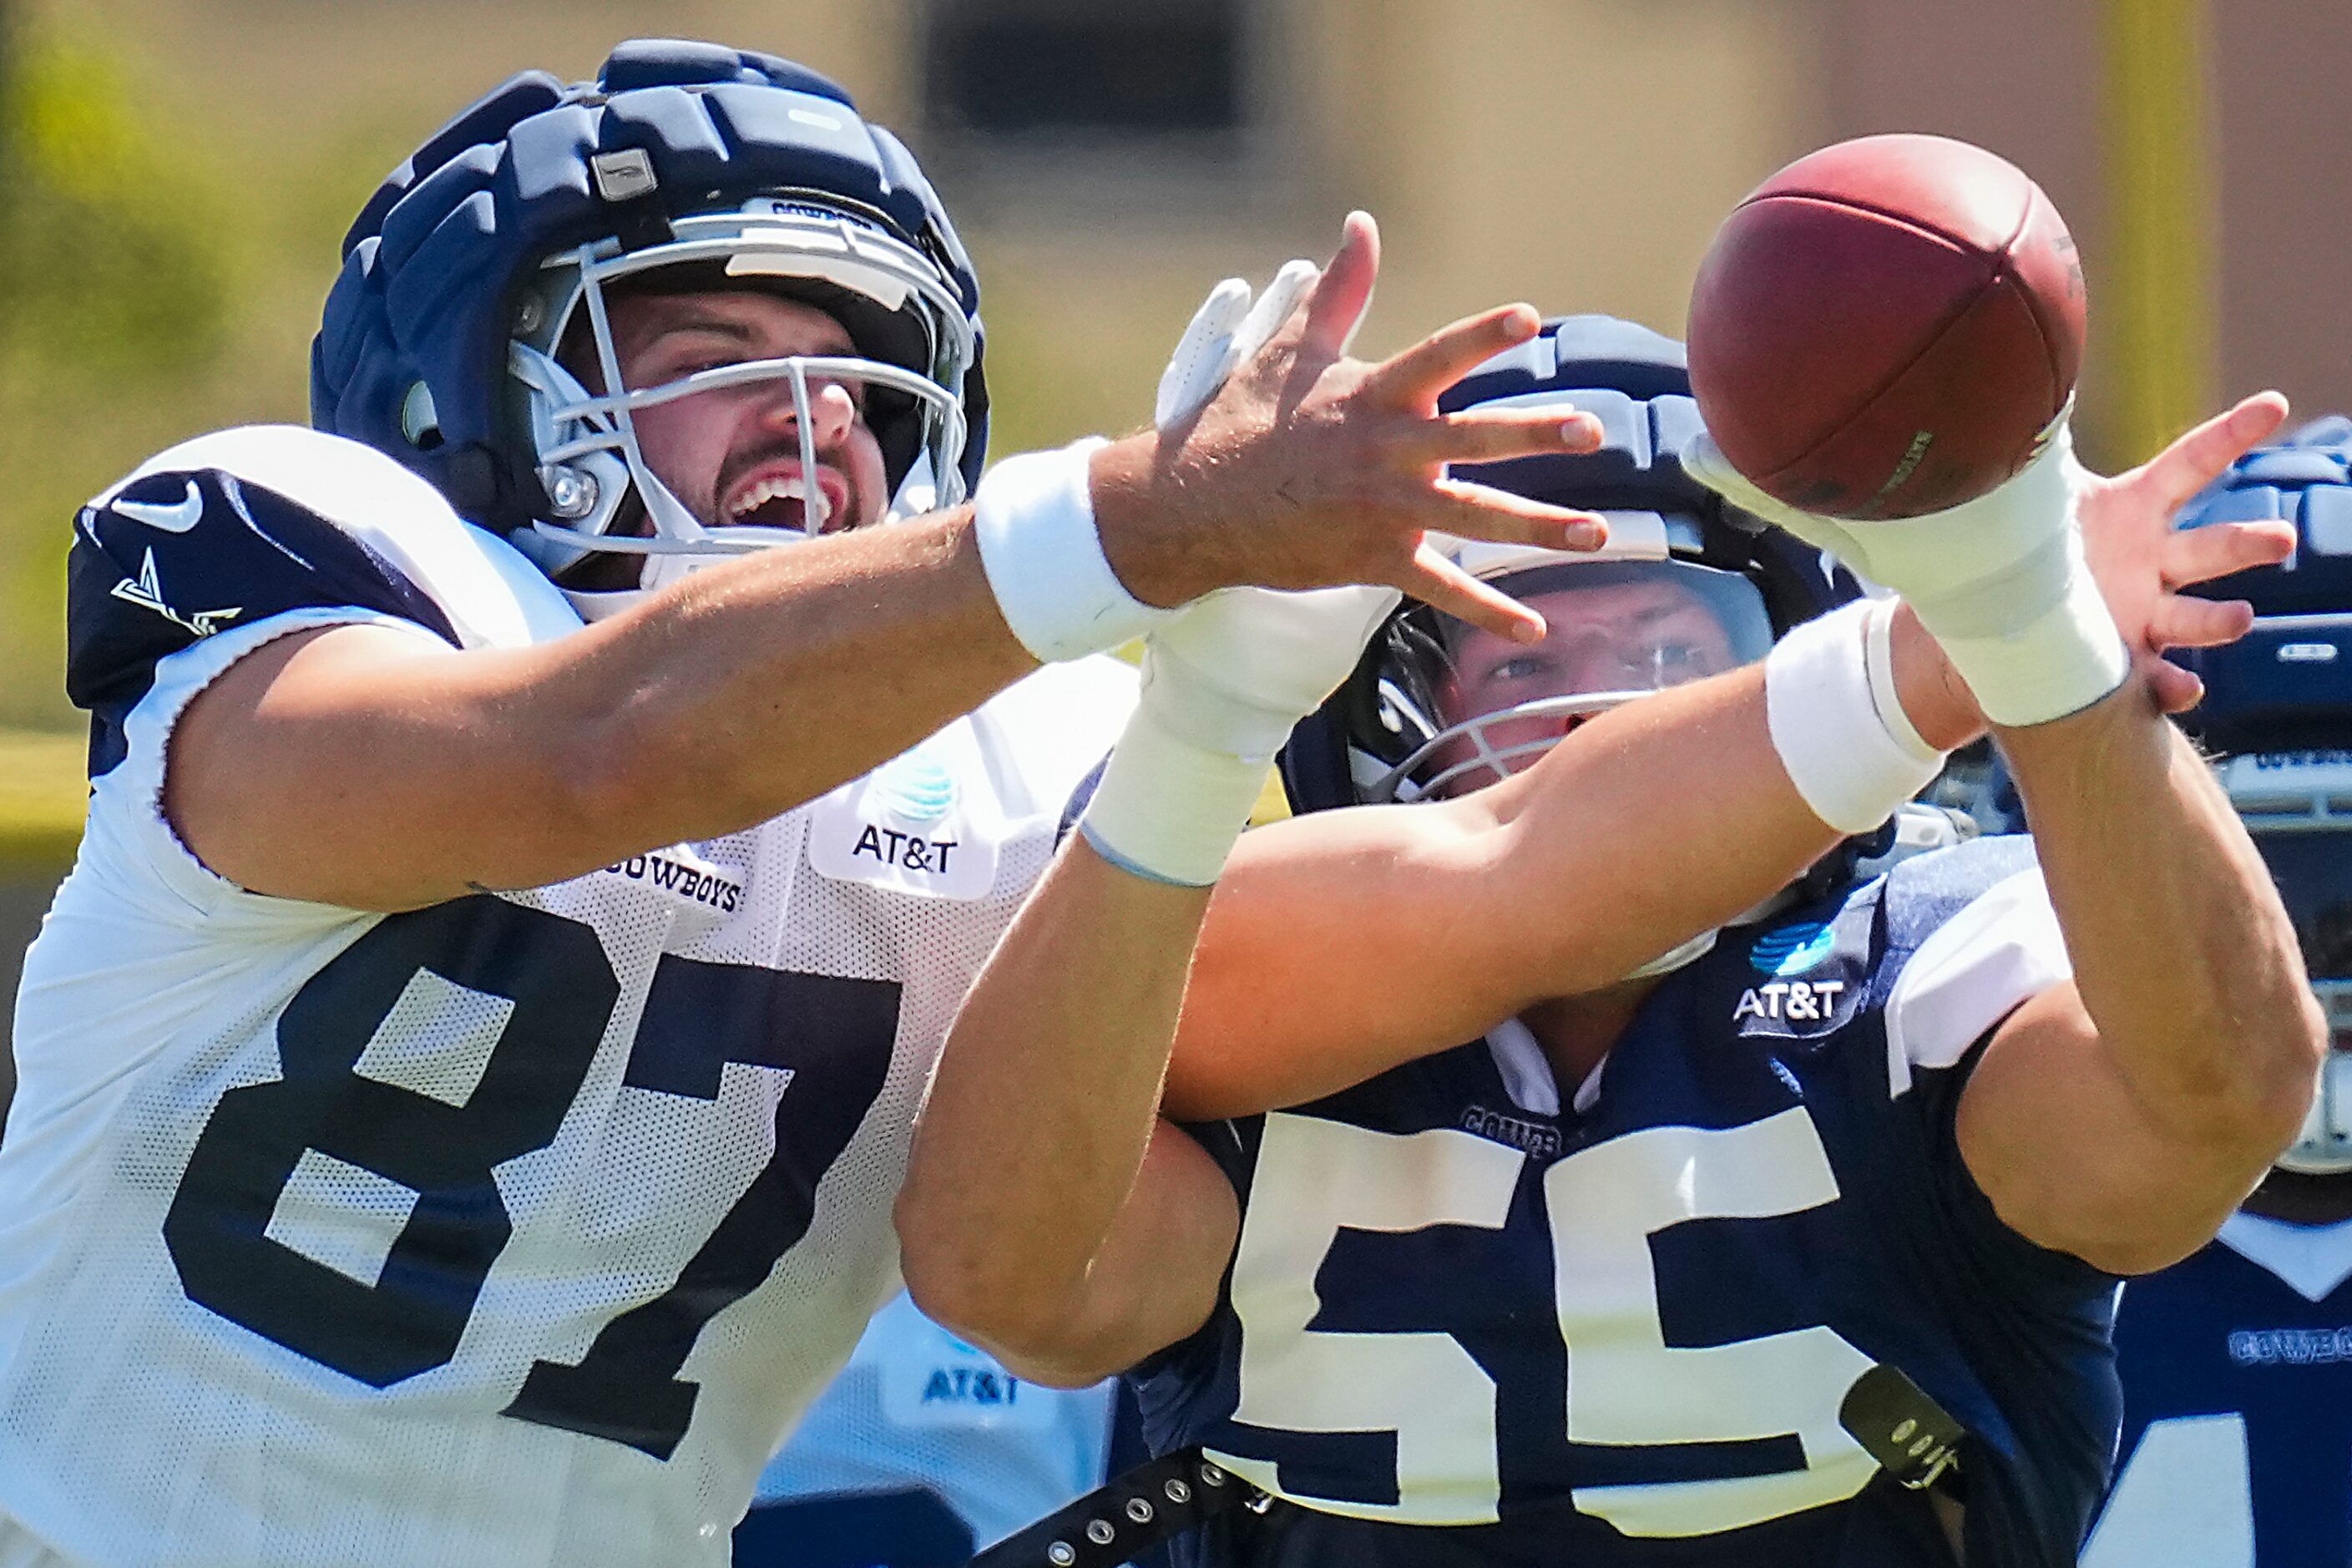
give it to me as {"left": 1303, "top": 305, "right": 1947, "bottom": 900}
{"left": 0, "top": 426, "right": 1137, "bottom": 1567}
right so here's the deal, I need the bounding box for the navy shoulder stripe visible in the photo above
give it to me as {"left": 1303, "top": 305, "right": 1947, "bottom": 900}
{"left": 68, "top": 468, "right": 461, "bottom": 777}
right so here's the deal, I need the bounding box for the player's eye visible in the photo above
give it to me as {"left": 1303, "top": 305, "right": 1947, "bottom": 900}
{"left": 1642, "top": 640, "right": 1711, "bottom": 684}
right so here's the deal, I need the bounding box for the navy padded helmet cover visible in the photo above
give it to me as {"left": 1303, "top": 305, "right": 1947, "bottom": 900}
{"left": 1442, "top": 314, "right": 1715, "bottom": 516}
{"left": 2174, "top": 417, "right": 2352, "bottom": 750}
{"left": 311, "top": 40, "right": 985, "bottom": 525}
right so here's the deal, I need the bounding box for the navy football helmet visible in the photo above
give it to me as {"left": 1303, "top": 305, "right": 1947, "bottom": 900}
{"left": 2174, "top": 416, "right": 2352, "bottom": 1174}
{"left": 1282, "top": 316, "right": 1855, "bottom": 809}
{"left": 311, "top": 40, "right": 987, "bottom": 593}
{"left": 1278, "top": 316, "right": 1877, "bottom": 978}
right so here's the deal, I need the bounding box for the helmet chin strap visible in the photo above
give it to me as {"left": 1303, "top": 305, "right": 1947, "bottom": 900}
{"left": 561, "top": 549, "right": 728, "bottom": 624}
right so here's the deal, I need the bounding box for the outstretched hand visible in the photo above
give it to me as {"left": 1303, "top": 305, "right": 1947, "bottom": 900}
{"left": 1093, "top": 213, "right": 1608, "bottom": 642}
{"left": 2077, "top": 392, "right": 2296, "bottom": 712}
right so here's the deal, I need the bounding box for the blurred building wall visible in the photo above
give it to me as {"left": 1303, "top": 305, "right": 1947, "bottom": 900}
{"left": 2212, "top": 0, "right": 2352, "bottom": 432}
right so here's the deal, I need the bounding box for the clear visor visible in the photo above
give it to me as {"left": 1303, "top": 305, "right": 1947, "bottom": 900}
{"left": 2240, "top": 814, "right": 2352, "bottom": 1172}
{"left": 518, "top": 204, "right": 974, "bottom": 569}
{"left": 1373, "top": 556, "right": 1773, "bottom": 802}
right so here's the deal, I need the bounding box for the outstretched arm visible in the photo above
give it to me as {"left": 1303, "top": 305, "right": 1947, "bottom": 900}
{"left": 1166, "top": 644, "right": 1920, "bottom": 1117}
{"left": 900, "top": 395, "right": 2296, "bottom": 1383}
{"left": 1164, "top": 403, "right": 2300, "bottom": 1118}
{"left": 1958, "top": 398, "right": 2325, "bottom": 1274}
{"left": 168, "top": 215, "right": 1599, "bottom": 911}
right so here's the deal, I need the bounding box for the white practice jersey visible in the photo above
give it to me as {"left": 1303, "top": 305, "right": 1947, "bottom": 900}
{"left": 0, "top": 427, "right": 1135, "bottom": 1568}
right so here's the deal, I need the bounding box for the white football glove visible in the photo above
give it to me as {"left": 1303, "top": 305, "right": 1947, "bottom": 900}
{"left": 1080, "top": 582, "right": 1399, "bottom": 885}
{"left": 973, "top": 256, "right": 1343, "bottom": 664}
{"left": 1154, "top": 259, "right": 1323, "bottom": 430}
{"left": 1682, "top": 422, "right": 2127, "bottom": 727}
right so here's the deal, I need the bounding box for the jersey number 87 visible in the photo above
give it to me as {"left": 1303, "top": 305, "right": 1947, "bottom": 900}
{"left": 164, "top": 895, "right": 900, "bottom": 1460}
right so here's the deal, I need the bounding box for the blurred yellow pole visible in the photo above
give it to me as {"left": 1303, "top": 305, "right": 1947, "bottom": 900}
{"left": 2100, "top": 0, "right": 2217, "bottom": 460}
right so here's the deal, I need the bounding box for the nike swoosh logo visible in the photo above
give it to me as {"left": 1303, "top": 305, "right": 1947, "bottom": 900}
{"left": 109, "top": 479, "right": 205, "bottom": 534}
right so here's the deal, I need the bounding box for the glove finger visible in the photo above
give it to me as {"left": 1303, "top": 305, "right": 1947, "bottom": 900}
{"left": 1231, "top": 259, "right": 1321, "bottom": 370}
{"left": 1155, "top": 278, "right": 1252, "bottom": 429}
{"left": 1679, "top": 433, "right": 1874, "bottom": 568}
{"left": 1252, "top": 584, "right": 1402, "bottom": 706}
{"left": 1401, "top": 540, "right": 1547, "bottom": 643}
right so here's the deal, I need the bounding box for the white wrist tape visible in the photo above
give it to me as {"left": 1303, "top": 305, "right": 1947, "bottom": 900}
{"left": 1913, "top": 525, "right": 2129, "bottom": 728}
{"left": 973, "top": 438, "right": 1174, "bottom": 663}
{"left": 1767, "top": 600, "right": 1950, "bottom": 835}
{"left": 1077, "top": 702, "right": 1269, "bottom": 887}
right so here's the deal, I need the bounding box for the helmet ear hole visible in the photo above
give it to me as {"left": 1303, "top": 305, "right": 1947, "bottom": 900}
{"left": 400, "top": 382, "right": 443, "bottom": 451}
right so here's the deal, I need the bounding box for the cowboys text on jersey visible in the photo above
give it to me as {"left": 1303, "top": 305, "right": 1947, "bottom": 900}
{"left": 0, "top": 428, "right": 1131, "bottom": 1568}
{"left": 2083, "top": 1215, "right": 2352, "bottom": 1568}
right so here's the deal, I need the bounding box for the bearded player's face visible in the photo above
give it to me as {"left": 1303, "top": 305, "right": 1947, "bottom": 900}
{"left": 1431, "top": 575, "right": 1743, "bottom": 791}
{"left": 590, "top": 289, "right": 893, "bottom": 539}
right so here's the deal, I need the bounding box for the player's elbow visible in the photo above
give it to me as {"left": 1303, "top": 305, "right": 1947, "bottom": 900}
{"left": 2230, "top": 984, "right": 2331, "bottom": 1163}
{"left": 898, "top": 1239, "right": 1119, "bottom": 1388}
{"left": 2135, "top": 968, "right": 2328, "bottom": 1168}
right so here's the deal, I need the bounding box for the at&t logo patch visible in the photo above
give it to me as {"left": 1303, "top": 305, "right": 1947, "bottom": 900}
{"left": 1751, "top": 921, "right": 1835, "bottom": 976}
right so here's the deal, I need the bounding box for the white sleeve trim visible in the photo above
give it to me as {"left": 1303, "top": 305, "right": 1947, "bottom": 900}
{"left": 97, "top": 605, "right": 450, "bottom": 922}
{"left": 1883, "top": 866, "right": 2073, "bottom": 1098}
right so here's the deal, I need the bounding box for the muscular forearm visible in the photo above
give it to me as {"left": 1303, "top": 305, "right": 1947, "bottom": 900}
{"left": 1173, "top": 668, "right": 1836, "bottom": 1115}
{"left": 898, "top": 840, "right": 1234, "bottom": 1378}
{"left": 552, "top": 510, "right": 1033, "bottom": 843}
{"left": 175, "top": 508, "right": 1037, "bottom": 907}
{"left": 1996, "top": 691, "right": 2322, "bottom": 1161}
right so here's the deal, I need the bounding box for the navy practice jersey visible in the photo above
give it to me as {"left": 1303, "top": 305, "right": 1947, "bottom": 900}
{"left": 1135, "top": 835, "right": 2120, "bottom": 1568}
{"left": 2083, "top": 1212, "right": 2352, "bottom": 1567}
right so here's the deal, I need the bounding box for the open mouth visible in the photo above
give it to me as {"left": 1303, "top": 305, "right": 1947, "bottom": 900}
{"left": 722, "top": 465, "right": 852, "bottom": 534}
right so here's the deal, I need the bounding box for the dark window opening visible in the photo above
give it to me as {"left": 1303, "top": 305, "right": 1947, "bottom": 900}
{"left": 923, "top": 0, "right": 1246, "bottom": 139}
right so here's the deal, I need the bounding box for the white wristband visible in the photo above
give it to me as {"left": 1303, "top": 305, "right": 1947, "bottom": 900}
{"left": 1862, "top": 598, "right": 1943, "bottom": 766}
{"left": 973, "top": 438, "right": 1175, "bottom": 662}
{"left": 1077, "top": 701, "right": 1269, "bottom": 888}
{"left": 1767, "top": 600, "right": 1950, "bottom": 835}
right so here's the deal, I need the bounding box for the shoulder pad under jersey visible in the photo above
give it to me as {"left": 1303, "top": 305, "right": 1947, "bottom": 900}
{"left": 68, "top": 425, "right": 575, "bottom": 776}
